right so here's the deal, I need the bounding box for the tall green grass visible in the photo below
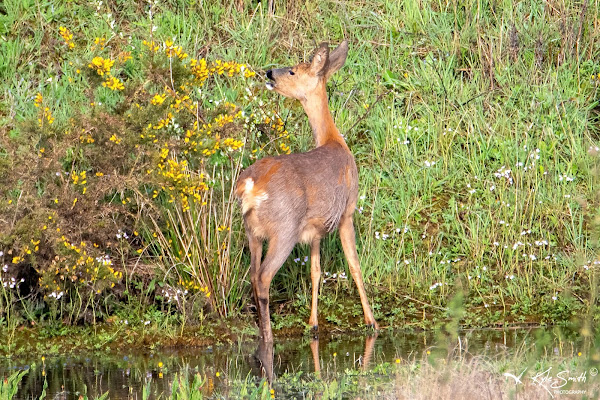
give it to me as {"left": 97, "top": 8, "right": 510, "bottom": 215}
{"left": 0, "top": 0, "right": 598, "bottom": 334}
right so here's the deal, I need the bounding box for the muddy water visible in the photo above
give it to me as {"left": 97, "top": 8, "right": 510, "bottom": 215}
{"left": 0, "top": 327, "right": 593, "bottom": 399}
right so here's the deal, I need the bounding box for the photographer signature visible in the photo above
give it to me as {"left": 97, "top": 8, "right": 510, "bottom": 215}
{"left": 504, "top": 367, "right": 598, "bottom": 398}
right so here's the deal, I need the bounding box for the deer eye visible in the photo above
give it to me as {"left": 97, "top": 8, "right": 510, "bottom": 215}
{"left": 289, "top": 70, "right": 295, "bottom": 75}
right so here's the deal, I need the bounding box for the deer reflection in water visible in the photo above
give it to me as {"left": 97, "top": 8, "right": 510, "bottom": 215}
{"left": 252, "top": 333, "right": 378, "bottom": 384}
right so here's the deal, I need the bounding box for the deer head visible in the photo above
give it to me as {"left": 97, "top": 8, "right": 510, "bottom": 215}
{"left": 265, "top": 41, "right": 349, "bottom": 102}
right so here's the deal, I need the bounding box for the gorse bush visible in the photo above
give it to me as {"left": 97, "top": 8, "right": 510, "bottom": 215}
{"left": 0, "top": 6, "right": 293, "bottom": 324}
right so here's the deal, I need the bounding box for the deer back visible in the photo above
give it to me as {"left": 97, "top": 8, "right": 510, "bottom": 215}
{"left": 236, "top": 141, "right": 357, "bottom": 243}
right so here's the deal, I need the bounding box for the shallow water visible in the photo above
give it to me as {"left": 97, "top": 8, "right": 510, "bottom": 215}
{"left": 0, "top": 327, "right": 596, "bottom": 399}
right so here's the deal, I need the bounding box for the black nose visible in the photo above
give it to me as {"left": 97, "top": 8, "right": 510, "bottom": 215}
{"left": 266, "top": 70, "right": 273, "bottom": 80}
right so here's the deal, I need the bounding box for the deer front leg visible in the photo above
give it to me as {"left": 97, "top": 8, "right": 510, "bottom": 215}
{"left": 309, "top": 238, "right": 321, "bottom": 330}
{"left": 310, "top": 337, "right": 321, "bottom": 376}
{"left": 255, "top": 338, "right": 274, "bottom": 383}
{"left": 338, "top": 215, "right": 378, "bottom": 329}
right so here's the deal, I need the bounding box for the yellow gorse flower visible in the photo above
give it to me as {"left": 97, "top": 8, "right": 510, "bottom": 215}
{"left": 142, "top": 40, "right": 159, "bottom": 52}
{"left": 59, "top": 26, "right": 75, "bottom": 49}
{"left": 109, "top": 134, "right": 122, "bottom": 144}
{"left": 190, "top": 58, "right": 210, "bottom": 83}
{"left": 93, "top": 37, "right": 106, "bottom": 50}
{"left": 165, "top": 40, "right": 188, "bottom": 60}
{"left": 103, "top": 76, "right": 124, "bottom": 91}
{"left": 38, "top": 107, "right": 54, "bottom": 126}
{"left": 280, "top": 142, "right": 291, "bottom": 154}
{"left": 151, "top": 93, "right": 167, "bottom": 105}
{"left": 223, "top": 137, "right": 243, "bottom": 151}
{"left": 89, "top": 56, "right": 115, "bottom": 76}
{"left": 34, "top": 92, "right": 43, "bottom": 107}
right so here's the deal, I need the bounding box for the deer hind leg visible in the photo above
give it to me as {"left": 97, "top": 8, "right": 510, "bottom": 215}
{"left": 338, "top": 215, "right": 378, "bottom": 329}
{"left": 247, "top": 232, "right": 262, "bottom": 322}
{"left": 309, "top": 238, "right": 321, "bottom": 330}
{"left": 255, "top": 236, "right": 296, "bottom": 343}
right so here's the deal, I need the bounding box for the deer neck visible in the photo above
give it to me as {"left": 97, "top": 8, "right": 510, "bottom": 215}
{"left": 301, "top": 87, "right": 347, "bottom": 149}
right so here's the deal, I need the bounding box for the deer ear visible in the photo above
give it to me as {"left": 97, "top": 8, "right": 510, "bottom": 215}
{"left": 325, "top": 40, "right": 348, "bottom": 80}
{"left": 310, "top": 43, "right": 330, "bottom": 76}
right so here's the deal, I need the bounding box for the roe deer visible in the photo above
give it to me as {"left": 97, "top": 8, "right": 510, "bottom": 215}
{"left": 236, "top": 41, "right": 378, "bottom": 343}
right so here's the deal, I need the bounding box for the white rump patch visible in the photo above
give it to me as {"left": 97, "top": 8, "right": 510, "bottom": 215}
{"left": 240, "top": 178, "right": 268, "bottom": 214}
{"left": 243, "top": 177, "right": 254, "bottom": 193}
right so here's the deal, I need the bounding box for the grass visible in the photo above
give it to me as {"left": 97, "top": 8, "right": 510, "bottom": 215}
{"left": 0, "top": 0, "right": 599, "bottom": 343}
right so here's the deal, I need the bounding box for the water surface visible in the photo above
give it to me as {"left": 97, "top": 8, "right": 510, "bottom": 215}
{"left": 1, "top": 327, "right": 596, "bottom": 399}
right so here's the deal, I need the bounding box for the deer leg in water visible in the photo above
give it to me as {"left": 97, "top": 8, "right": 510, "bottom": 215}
{"left": 338, "top": 215, "right": 378, "bottom": 329}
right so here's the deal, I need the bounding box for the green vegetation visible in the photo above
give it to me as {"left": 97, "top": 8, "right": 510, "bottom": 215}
{"left": 0, "top": 0, "right": 599, "bottom": 345}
